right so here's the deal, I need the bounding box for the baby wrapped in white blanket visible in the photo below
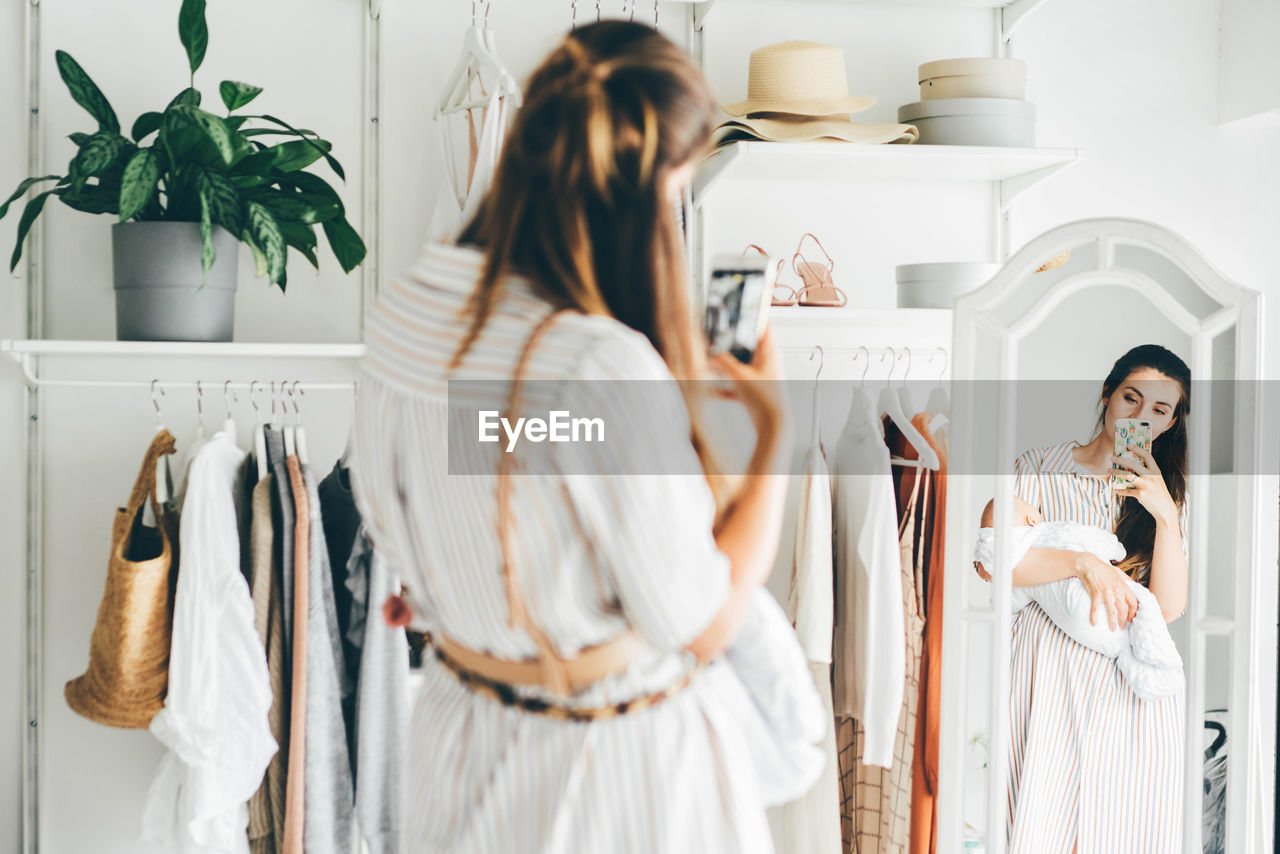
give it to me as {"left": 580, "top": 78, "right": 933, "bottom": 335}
{"left": 972, "top": 496, "right": 1183, "bottom": 699}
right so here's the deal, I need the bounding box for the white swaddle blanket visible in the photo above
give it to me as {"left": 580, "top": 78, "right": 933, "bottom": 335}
{"left": 722, "top": 588, "right": 829, "bottom": 806}
{"left": 973, "top": 521, "right": 1183, "bottom": 699}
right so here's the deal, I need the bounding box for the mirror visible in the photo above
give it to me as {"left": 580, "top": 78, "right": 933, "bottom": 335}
{"left": 938, "top": 218, "right": 1276, "bottom": 854}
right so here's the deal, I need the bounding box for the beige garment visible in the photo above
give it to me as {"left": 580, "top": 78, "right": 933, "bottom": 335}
{"left": 248, "top": 474, "right": 287, "bottom": 854}
{"left": 839, "top": 457, "right": 926, "bottom": 853}
{"left": 281, "top": 458, "right": 310, "bottom": 854}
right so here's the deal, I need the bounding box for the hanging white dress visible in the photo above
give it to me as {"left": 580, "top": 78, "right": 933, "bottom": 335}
{"left": 775, "top": 402, "right": 843, "bottom": 854}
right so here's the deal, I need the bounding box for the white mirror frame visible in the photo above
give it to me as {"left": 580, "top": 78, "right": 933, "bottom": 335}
{"left": 937, "top": 217, "right": 1278, "bottom": 854}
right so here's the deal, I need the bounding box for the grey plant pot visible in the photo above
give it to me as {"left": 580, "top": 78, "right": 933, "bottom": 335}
{"left": 112, "top": 221, "right": 239, "bottom": 342}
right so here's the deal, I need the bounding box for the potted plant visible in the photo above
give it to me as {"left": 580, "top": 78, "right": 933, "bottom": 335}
{"left": 0, "top": 0, "right": 366, "bottom": 342}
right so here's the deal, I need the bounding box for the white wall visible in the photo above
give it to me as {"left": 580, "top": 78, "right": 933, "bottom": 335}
{"left": 1, "top": 1, "right": 1276, "bottom": 852}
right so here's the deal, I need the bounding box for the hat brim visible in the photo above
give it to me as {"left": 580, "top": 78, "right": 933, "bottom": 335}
{"left": 712, "top": 116, "right": 919, "bottom": 145}
{"left": 721, "top": 95, "right": 878, "bottom": 118}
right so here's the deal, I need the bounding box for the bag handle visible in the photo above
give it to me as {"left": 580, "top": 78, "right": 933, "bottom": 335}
{"left": 497, "top": 308, "right": 581, "bottom": 695}
{"left": 124, "top": 429, "right": 178, "bottom": 526}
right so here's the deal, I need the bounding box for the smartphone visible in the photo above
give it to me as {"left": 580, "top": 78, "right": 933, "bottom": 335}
{"left": 1112, "top": 417, "right": 1152, "bottom": 488}
{"left": 704, "top": 253, "right": 773, "bottom": 363}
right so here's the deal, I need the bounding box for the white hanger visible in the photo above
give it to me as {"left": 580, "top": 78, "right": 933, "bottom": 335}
{"left": 251, "top": 381, "right": 268, "bottom": 482}
{"left": 436, "top": 4, "right": 521, "bottom": 119}
{"left": 877, "top": 347, "right": 940, "bottom": 471}
{"left": 193, "top": 380, "right": 207, "bottom": 443}
{"left": 222, "top": 380, "right": 238, "bottom": 446}
{"left": 280, "top": 380, "right": 297, "bottom": 458}
{"left": 925, "top": 347, "right": 951, "bottom": 437}
{"left": 151, "top": 380, "right": 171, "bottom": 505}
{"left": 339, "top": 381, "right": 357, "bottom": 468}
{"left": 897, "top": 347, "right": 920, "bottom": 420}
{"left": 291, "top": 381, "right": 309, "bottom": 466}
{"left": 808, "top": 346, "right": 824, "bottom": 453}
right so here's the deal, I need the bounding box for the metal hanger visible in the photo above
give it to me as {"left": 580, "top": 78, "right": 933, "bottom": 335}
{"left": 898, "top": 347, "right": 920, "bottom": 419}
{"left": 292, "top": 380, "right": 309, "bottom": 466}
{"left": 808, "top": 345, "right": 824, "bottom": 451}
{"left": 151, "top": 380, "right": 171, "bottom": 504}
{"left": 878, "top": 347, "right": 939, "bottom": 470}
{"left": 251, "top": 380, "right": 269, "bottom": 481}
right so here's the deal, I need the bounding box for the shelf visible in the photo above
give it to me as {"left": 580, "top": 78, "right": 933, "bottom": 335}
{"left": 693, "top": 142, "right": 1081, "bottom": 210}
{"left": 770, "top": 306, "right": 952, "bottom": 328}
{"left": 0, "top": 339, "right": 366, "bottom": 359}
{"left": 675, "top": 0, "right": 1051, "bottom": 37}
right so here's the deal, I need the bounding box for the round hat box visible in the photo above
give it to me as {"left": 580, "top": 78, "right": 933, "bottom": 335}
{"left": 918, "top": 57, "right": 1027, "bottom": 101}
{"left": 896, "top": 262, "right": 1002, "bottom": 309}
{"left": 897, "top": 98, "right": 1035, "bottom": 147}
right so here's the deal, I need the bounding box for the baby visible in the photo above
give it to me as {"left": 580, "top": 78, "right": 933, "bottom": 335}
{"left": 972, "top": 495, "right": 1182, "bottom": 700}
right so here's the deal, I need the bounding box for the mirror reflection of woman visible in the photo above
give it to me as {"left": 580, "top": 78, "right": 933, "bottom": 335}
{"left": 996, "top": 344, "right": 1191, "bottom": 853}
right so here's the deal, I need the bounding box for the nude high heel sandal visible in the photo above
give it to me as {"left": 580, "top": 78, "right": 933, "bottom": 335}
{"left": 792, "top": 233, "right": 848, "bottom": 308}
{"left": 744, "top": 244, "right": 796, "bottom": 306}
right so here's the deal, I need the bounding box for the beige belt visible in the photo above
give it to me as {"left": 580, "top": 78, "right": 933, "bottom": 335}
{"left": 434, "top": 629, "right": 649, "bottom": 695}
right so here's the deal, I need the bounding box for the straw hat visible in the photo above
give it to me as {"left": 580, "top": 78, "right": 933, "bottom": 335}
{"left": 713, "top": 113, "right": 919, "bottom": 146}
{"left": 65, "top": 430, "right": 179, "bottom": 729}
{"left": 722, "top": 41, "right": 877, "bottom": 118}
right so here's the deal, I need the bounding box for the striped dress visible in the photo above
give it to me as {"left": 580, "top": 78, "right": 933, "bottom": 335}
{"left": 349, "top": 241, "right": 773, "bottom": 854}
{"left": 1007, "top": 440, "right": 1189, "bottom": 854}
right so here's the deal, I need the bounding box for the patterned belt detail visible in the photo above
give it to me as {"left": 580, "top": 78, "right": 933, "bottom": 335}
{"left": 427, "top": 635, "right": 703, "bottom": 723}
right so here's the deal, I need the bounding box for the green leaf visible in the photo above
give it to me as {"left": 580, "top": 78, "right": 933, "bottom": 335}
{"left": 9, "top": 189, "right": 55, "bottom": 271}
{"left": 246, "top": 201, "right": 286, "bottom": 287}
{"left": 54, "top": 50, "right": 119, "bottom": 132}
{"left": 224, "top": 115, "right": 249, "bottom": 133}
{"left": 198, "top": 169, "right": 243, "bottom": 237}
{"left": 171, "top": 105, "right": 234, "bottom": 165}
{"left": 252, "top": 191, "right": 339, "bottom": 225}
{"left": 321, "top": 215, "right": 366, "bottom": 273}
{"left": 239, "top": 127, "right": 317, "bottom": 138}
{"left": 0, "top": 175, "right": 61, "bottom": 221}
{"left": 118, "top": 148, "right": 160, "bottom": 221}
{"left": 178, "top": 0, "right": 209, "bottom": 75}
{"left": 131, "top": 111, "right": 164, "bottom": 141}
{"left": 279, "top": 171, "right": 345, "bottom": 209}
{"left": 198, "top": 181, "right": 215, "bottom": 286}
{"left": 253, "top": 114, "right": 345, "bottom": 180}
{"left": 245, "top": 234, "right": 269, "bottom": 278}
{"left": 60, "top": 183, "right": 120, "bottom": 215}
{"left": 67, "top": 132, "right": 90, "bottom": 146}
{"left": 266, "top": 139, "right": 332, "bottom": 175}
{"left": 166, "top": 88, "right": 202, "bottom": 110}
{"left": 219, "top": 81, "right": 263, "bottom": 113}
{"left": 277, "top": 219, "right": 319, "bottom": 269}
{"left": 69, "top": 132, "right": 129, "bottom": 190}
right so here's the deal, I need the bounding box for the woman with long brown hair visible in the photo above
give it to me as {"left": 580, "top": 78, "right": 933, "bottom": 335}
{"left": 351, "top": 21, "right": 791, "bottom": 852}
{"left": 1000, "top": 343, "right": 1191, "bottom": 853}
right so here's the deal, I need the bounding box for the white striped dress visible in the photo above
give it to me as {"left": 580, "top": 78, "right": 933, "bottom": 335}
{"left": 349, "top": 241, "right": 773, "bottom": 854}
{"left": 1007, "top": 440, "right": 1189, "bottom": 854}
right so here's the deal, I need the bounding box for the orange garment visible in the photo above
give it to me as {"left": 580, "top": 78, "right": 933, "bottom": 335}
{"left": 908, "top": 414, "right": 947, "bottom": 854}
{"left": 281, "top": 456, "right": 310, "bottom": 854}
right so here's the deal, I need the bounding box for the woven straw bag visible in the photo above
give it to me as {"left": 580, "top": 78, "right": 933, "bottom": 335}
{"left": 65, "top": 429, "right": 180, "bottom": 728}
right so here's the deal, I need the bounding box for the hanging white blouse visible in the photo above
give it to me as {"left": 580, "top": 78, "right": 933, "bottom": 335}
{"left": 142, "top": 426, "right": 276, "bottom": 854}
{"left": 830, "top": 388, "right": 905, "bottom": 769}
{"left": 774, "top": 404, "right": 842, "bottom": 854}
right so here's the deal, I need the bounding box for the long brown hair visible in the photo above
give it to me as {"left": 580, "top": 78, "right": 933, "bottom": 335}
{"left": 451, "top": 21, "right": 728, "bottom": 501}
{"left": 1093, "top": 344, "right": 1191, "bottom": 580}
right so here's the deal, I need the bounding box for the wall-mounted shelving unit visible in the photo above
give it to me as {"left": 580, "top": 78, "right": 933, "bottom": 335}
{"left": 692, "top": 142, "right": 1080, "bottom": 209}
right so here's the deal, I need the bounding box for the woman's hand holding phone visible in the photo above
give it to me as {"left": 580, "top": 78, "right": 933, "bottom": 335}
{"left": 1111, "top": 445, "right": 1179, "bottom": 527}
{"left": 710, "top": 325, "right": 789, "bottom": 465}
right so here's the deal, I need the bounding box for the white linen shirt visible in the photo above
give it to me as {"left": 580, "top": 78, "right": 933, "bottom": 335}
{"left": 142, "top": 426, "right": 276, "bottom": 854}
{"left": 830, "top": 390, "right": 905, "bottom": 769}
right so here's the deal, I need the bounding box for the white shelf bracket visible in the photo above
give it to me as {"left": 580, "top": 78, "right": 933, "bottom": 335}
{"left": 1001, "top": 0, "right": 1048, "bottom": 42}
{"left": 999, "top": 159, "right": 1071, "bottom": 210}
{"left": 691, "top": 0, "right": 715, "bottom": 31}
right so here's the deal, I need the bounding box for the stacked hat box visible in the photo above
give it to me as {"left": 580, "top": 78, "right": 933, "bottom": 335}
{"left": 899, "top": 57, "right": 1034, "bottom": 147}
